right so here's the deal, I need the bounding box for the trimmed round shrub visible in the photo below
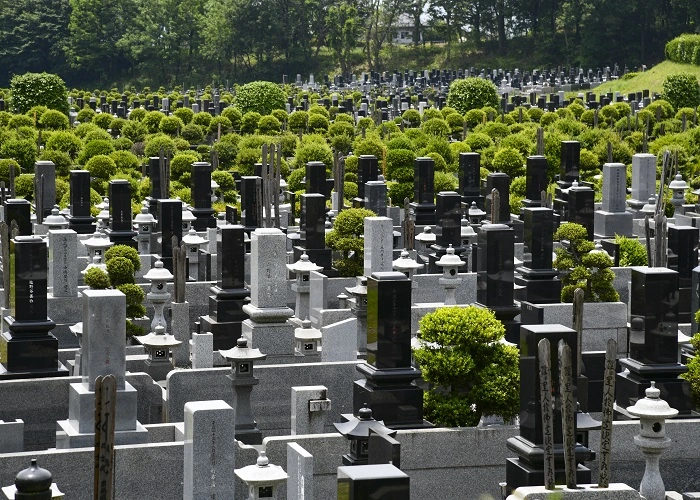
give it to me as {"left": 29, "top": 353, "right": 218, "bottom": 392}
{"left": 121, "top": 120, "right": 148, "bottom": 143}
{"left": 39, "top": 109, "right": 69, "bottom": 130}
{"left": 288, "top": 111, "right": 308, "bottom": 131}
{"left": 287, "top": 167, "right": 306, "bottom": 192}
{"left": 423, "top": 137, "right": 454, "bottom": 166}
{"left": 540, "top": 112, "right": 559, "bottom": 127}
{"left": 343, "top": 181, "right": 358, "bottom": 200}
{"left": 38, "top": 150, "right": 72, "bottom": 177}
{"left": 309, "top": 105, "right": 330, "bottom": 119}
{"left": 105, "top": 244, "right": 141, "bottom": 271}
{"left": 14, "top": 173, "right": 34, "bottom": 198}
{"left": 464, "top": 132, "right": 493, "bottom": 152}
{"left": 212, "top": 170, "right": 236, "bottom": 192}
{"left": 0, "top": 159, "right": 20, "bottom": 184}
{"left": 221, "top": 107, "right": 243, "bottom": 130}
{"left": 446, "top": 78, "right": 499, "bottom": 114}
{"left": 662, "top": 73, "right": 700, "bottom": 111}
{"left": 84, "top": 267, "right": 110, "bottom": 289}
{"left": 117, "top": 283, "right": 146, "bottom": 319}
{"left": 173, "top": 107, "right": 194, "bottom": 125}
{"left": 46, "top": 131, "right": 83, "bottom": 159}
{"left": 113, "top": 137, "right": 133, "bottom": 151}
{"left": 434, "top": 171, "right": 458, "bottom": 192}
{"left": 181, "top": 123, "right": 204, "bottom": 144}
{"left": 142, "top": 111, "right": 166, "bottom": 133}
{"left": 422, "top": 118, "right": 451, "bottom": 138}
{"left": 170, "top": 152, "right": 200, "bottom": 181}
{"left": 236, "top": 81, "right": 286, "bottom": 115}
{"left": 235, "top": 148, "right": 261, "bottom": 175}
{"left": 128, "top": 108, "right": 146, "bottom": 121}
{"left": 109, "top": 150, "right": 139, "bottom": 172}
{"left": 109, "top": 117, "right": 127, "bottom": 136}
{"left": 241, "top": 112, "right": 261, "bottom": 134}
{"left": 356, "top": 117, "right": 375, "bottom": 131}
{"left": 0, "top": 139, "right": 36, "bottom": 172}
{"left": 77, "top": 139, "right": 114, "bottom": 165}
{"left": 85, "top": 155, "right": 117, "bottom": 179}
{"left": 256, "top": 115, "right": 281, "bottom": 135}
{"left": 77, "top": 107, "right": 95, "bottom": 123}
{"left": 159, "top": 115, "right": 184, "bottom": 135}
{"left": 308, "top": 114, "right": 329, "bottom": 133}
{"left": 386, "top": 135, "right": 414, "bottom": 151}
{"left": 388, "top": 182, "right": 414, "bottom": 205}
{"left": 106, "top": 256, "right": 135, "bottom": 286}
{"left": 402, "top": 109, "right": 421, "bottom": 127}
{"left": 294, "top": 141, "right": 333, "bottom": 169}
{"left": 464, "top": 109, "right": 487, "bottom": 129}
{"left": 144, "top": 134, "right": 177, "bottom": 158}
{"left": 352, "top": 135, "right": 385, "bottom": 159}
{"left": 92, "top": 113, "right": 112, "bottom": 130}
{"left": 192, "top": 112, "right": 212, "bottom": 128}
{"left": 10, "top": 72, "right": 68, "bottom": 115}
{"left": 492, "top": 147, "right": 525, "bottom": 178}
{"left": 208, "top": 116, "right": 233, "bottom": 136}
{"left": 386, "top": 149, "right": 416, "bottom": 181}
{"left": 422, "top": 108, "right": 442, "bottom": 122}
{"left": 8, "top": 114, "right": 33, "bottom": 128}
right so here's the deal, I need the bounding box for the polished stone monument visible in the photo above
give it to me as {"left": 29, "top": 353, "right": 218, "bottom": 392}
{"left": 409, "top": 157, "right": 436, "bottom": 225}
{"left": 515, "top": 208, "right": 560, "bottom": 304}
{"left": 190, "top": 161, "right": 217, "bottom": 230}
{"left": 458, "top": 152, "right": 484, "bottom": 209}
{"left": 105, "top": 180, "right": 137, "bottom": 248}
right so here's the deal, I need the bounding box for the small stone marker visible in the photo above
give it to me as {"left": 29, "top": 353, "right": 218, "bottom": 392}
{"left": 558, "top": 340, "right": 576, "bottom": 489}
{"left": 598, "top": 339, "right": 617, "bottom": 488}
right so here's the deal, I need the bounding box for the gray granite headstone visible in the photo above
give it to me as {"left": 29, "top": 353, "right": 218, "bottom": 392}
{"left": 291, "top": 385, "right": 331, "bottom": 435}
{"left": 364, "top": 217, "right": 393, "bottom": 277}
{"left": 34, "top": 160, "right": 56, "bottom": 224}
{"left": 82, "top": 289, "right": 126, "bottom": 391}
{"left": 321, "top": 317, "right": 357, "bottom": 362}
{"left": 630, "top": 153, "right": 657, "bottom": 207}
{"left": 287, "top": 442, "right": 314, "bottom": 500}
{"left": 48, "top": 229, "right": 78, "bottom": 297}
{"left": 601, "top": 163, "right": 627, "bottom": 213}
{"left": 183, "top": 400, "right": 236, "bottom": 500}
{"left": 249, "top": 228, "right": 289, "bottom": 309}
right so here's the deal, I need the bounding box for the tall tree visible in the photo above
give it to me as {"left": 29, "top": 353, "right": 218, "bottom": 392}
{"left": 327, "top": 2, "right": 362, "bottom": 75}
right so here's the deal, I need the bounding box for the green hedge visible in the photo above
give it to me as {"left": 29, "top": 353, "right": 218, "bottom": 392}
{"left": 665, "top": 34, "right": 700, "bottom": 65}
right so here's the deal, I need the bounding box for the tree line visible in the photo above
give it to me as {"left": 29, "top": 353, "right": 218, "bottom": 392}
{"left": 0, "top": 0, "right": 698, "bottom": 88}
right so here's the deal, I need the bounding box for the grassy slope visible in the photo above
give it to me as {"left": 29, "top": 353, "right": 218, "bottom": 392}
{"left": 590, "top": 61, "right": 700, "bottom": 95}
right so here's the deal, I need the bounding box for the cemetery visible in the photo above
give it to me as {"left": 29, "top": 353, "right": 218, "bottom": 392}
{"left": 1, "top": 55, "right": 700, "bottom": 499}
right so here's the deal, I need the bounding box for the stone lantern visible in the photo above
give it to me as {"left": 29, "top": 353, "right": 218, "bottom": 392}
{"left": 181, "top": 228, "right": 209, "bottom": 280}
{"left": 668, "top": 173, "right": 688, "bottom": 214}
{"left": 294, "top": 319, "right": 322, "bottom": 359}
{"left": 286, "top": 252, "right": 322, "bottom": 321}
{"left": 81, "top": 255, "right": 106, "bottom": 276}
{"left": 137, "top": 324, "right": 181, "bottom": 382}
{"left": 181, "top": 205, "right": 196, "bottom": 232}
{"left": 95, "top": 197, "right": 110, "bottom": 230}
{"left": 43, "top": 206, "right": 69, "bottom": 232}
{"left": 220, "top": 337, "right": 267, "bottom": 444}
{"left": 392, "top": 249, "right": 422, "bottom": 286}
{"left": 210, "top": 179, "right": 220, "bottom": 204}
{"left": 414, "top": 226, "right": 435, "bottom": 269}
{"left": 468, "top": 201, "right": 486, "bottom": 225}
{"left": 82, "top": 230, "right": 113, "bottom": 262}
{"left": 436, "top": 245, "right": 465, "bottom": 305}
{"left": 1, "top": 459, "right": 63, "bottom": 500}
{"left": 334, "top": 404, "right": 397, "bottom": 466}
{"left": 346, "top": 277, "right": 368, "bottom": 356}
{"left": 133, "top": 206, "right": 157, "bottom": 254}
{"left": 640, "top": 196, "right": 657, "bottom": 218}
{"left": 143, "top": 259, "right": 173, "bottom": 333}
{"left": 461, "top": 215, "right": 477, "bottom": 270}
{"left": 626, "top": 381, "right": 678, "bottom": 500}
{"left": 235, "top": 451, "right": 288, "bottom": 500}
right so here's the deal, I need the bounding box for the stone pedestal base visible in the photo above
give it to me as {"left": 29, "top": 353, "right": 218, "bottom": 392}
{"left": 594, "top": 210, "right": 634, "bottom": 238}
{"left": 515, "top": 269, "right": 561, "bottom": 305}
{"left": 199, "top": 315, "right": 242, "bottom": 351}
{"left": 353, "top": 364, "right": 430, "bottom": 429}
{"left": 0, "top": 330, "right": 69, "bottom": 379}
{"left": 506, "top": 436, "right": 593, "bottom": 494}
{"left": 410, "top": 202, "right": 437, "bottom": 226}
{"left": 242, "top": 318, "right": 296, "bottom": 360}
{"left": 507, "top": 483, "right": 643, "bottom": 499}
{"left": 170, "top": 301, "right": 190, "bottom": 367}
{"left": 56, "top": 419, "right": 148, "bottom": 448}
{"left": 105, "top": 229, "right": 137, "bottom": 248}
{"left": 66, "top": 215, "right": 96, "bottom": 234}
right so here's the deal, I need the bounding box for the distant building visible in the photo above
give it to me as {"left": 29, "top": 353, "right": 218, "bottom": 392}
{"left": 392, "top": 14, "right": 422, "bottom": 45}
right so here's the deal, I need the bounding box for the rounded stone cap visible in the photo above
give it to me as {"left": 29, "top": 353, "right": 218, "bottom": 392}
{"left": 626, "top": 381, "right": 679, "bottom": 419}
{"left": 15, "top": 459, "right": 52, "bottom": 493}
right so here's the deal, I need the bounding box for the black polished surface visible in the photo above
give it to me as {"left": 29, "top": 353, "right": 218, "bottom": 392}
{"left": 69, "top": 169, "right": 92, "bottom": 217}
{"left": 218, "top": 225, "right": 246, "bottom": 290}
{"left": 301, "top": 193, "right": 326, "bottom": 250}
{"left": 148, "top": 157, "right": 163, "bottom": 199}
{"left": 108, "top": 180, "right": 133, "bottom": 232}
{"left": 477, "top": 224, "right": 515, "bottom": 307}
{"left": 435, "top": 191, "right": 462, "bottom": 249}
{"left": 568, "top": 184, "right": 594, "bottom": 240}
{"left": 240, "top": 176, "right": 262, "bottom": 230}
{"left": 525, "top": 156, "right": 548, "bottom": 203}
{"left": 306, "top": 161, "right": 327, "bottom": 195}
{"left": 486, "top": 172, "right": 511, "bottom": 223}
{"left": 413, "top": 157, "right": 434, "bottom": 205}
{"left": 459, "top": 152, "right": 481, "bottom": 198}
{"left": 366, "top": 272, "right": 412, "bottom": 369}
{"left": 668, "top": 225, "right": 698, "bottom": 288}
{"left": 560, "top": 141, "right": 580, "bottom": 183}
{"left": 629, "top": 267, "right": 679, "bottom": 365}
{"left": 522, "top": 208, "right": 553, "bottom": 270}
{"left": 10, "top": 237, "right": 48, "bottom": 322}
{"left": 358, "top": 155, "right": 379, "bottom": 200}
{"left": 4, "top": 199, "right": 31, "bottom": 236}
{"left": 157, "top": 200, "right": 182, "bottom": 272}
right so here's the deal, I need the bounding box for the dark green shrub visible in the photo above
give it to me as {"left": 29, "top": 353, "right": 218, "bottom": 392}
{"left": 553, "top": 222, "right": 619, "bottom": 302}
{"left": 221, "top": 107, "right": 243, "bottom": 130}
{"left": 93, "top": 113, "right": 113, "bottom": 130}
{"left": 142, "top": 111, "right": 166, "bottom": 133}
{"left": 181, "top": 124, "right": 204, "bottom": 144}
{"left": 212, "top": 170, "right": 236, "bottom": 191}
{"left": 85, "top": 155, "right": 117, "bottom": 179}
{"left": 492, "top": 147, "right": 525, "bottom": 178}
{"left": 208, "top": 116, "right": 233, "bottom": 136}
{"left": 325, "top": 207, "right": 376, "bottom": 277}
{"left": 159, "top": 115, "right": 184, "bottom": 135}
{"left": 39, "top": 150, "right": 72, "bottom": 177}
{"left": 39, "top": 110, "right": 69, "bottom": 130}
{"left": 236, "top": 81, "right": 286, "bottom": 115}
{"left": 464, "top": 109, "right": 486, "bottom": 129}
{"left": 434, "top": 171, "right": 458, "bottom": 192}
{"left": 402, "top": 109, "right": 421, "bottom": 127}
{"left": 614, "top": 235, "right": 648, "bottom": 266}
{"left": 241, "top": 112, "right": 261, "bottom": 134}
{"left": 308, "top": 114, "right": 329, "bottom": 133}
{"left": 105, "top": 244, "right": 141, "bottom": 272}
{"left": 117, "top": 283, "right": 146, "bottom": 319}
{"left": 0, "top": 139, "right": 36, "bottom": 172}
{"left": 446, "top": 78, "right": 499, "bottom": 114}
{"left": 343, "top": 181, "right": 358, "bottom": 199}
{"left": 173, "top": 107, "right": 194, "bottom": 125}
{"left": 385, "top": 149, "right": 416, "bottom": 180}
{"left": 14, "top": 173, "right": 34, "bottom": 198}
{"left": 121, "top": 120, "right": 148, "bottom": 143}
{"left": 170, "top": 152, "right": 199, "bottom": 181}
{"left": 422, "top": 118, "right": 451, "bottom": 138}
{"left": 44, "top": 131, "right": 82, "bottom": 160}
{"left": 78, "top": 140, "right": 114, "bottom": 165}
{"left": 235, "top": 147, "right": 262, "bottom": 175}
{"left": 413, "top": 306, "right": 519, "bottom": 426}
{"left": 662, "top": 73, "right": 700, "bottom": 111}
{"left": 109, "top": 150, "right": 139, "bottom": 172}
{"left": 294, "top": 141, "right": 333, "bottom": 169}
{"left": 388, "top": 181, "right": 414, "bottom": 204}
{"left": 106, "top": 256, "right": 135, "bottom": 286}
{"left": 10, "top": 73, "right": 68, "bottom": 115}
{"left": 287, "top": 167, "right": 306, "bottom": 192}
{"left": 0, "top": 159, "right": 20, "bottom": 184}
{"left": 288, "top": 111, "right": 308, "bottom": 131}
{"left": 84, "top": 267, "right": 111, "bottom": 289}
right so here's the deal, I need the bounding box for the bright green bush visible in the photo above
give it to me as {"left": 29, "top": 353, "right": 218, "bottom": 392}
{"left": 614, "top": 235, "right": 648, "bottom": 266}
{"left": 142, "top": 111, "right": 165, "bottom": 133}
{"left": 0, "top": 159, "right": 20, "bottom": 184}
{"left": 159, "top": 115, "right": 184, "bottom": 135}
{"left": 84, "top": 267, "right": 111, "bottom": 289}
{"left": 10, "top": 73, "right": 68, "bottom": 115}
{"left": 464, "top": 109, "right": 486, "bottom": 129}
{"left": 173, "top": 107, "right": 194, "bottom": 125}
{"left": 413, "top": 306, "right": 520, "bottom": 426}
{"left": 128, "top": 108, "right": 147, "bottom": 122}
{"left": 221, "top": 107, "right": 243, "bottom": 130}
{"left": 388, "top": 181, "right": 414, "bottom": 205}
{"left": 121, "top": 120, "right": 148, "bottom": 143}
{"left": 236, "top": 81, "right": 286, "bottom": 115}
{"left": 446, "top": 78, "right": 499, "bottom": 114}
{"left": 117, "top": 283, "right": 146, "bottom": 319}
{"left": 288, "top": 111, "right": 308, "bottom": 131}
{"left": 463, "top": 132, "right": 493, "bottom": 152}
{"left": 662, "top": 73, "right": 700, "bottom": 111}
{"left": 106, "top": 256, "right": 135, "bottom": 286}
{"left": 105, "top": 244, "right": 142, "bottom": 272}
{"left": 38, "top": 150, "right": 72, "bottom": 177}
{"left": 170, "top": 152, "right": 199, "bottom": 181}
{"left": 241, "top": 112, "right": 261, "bottom": 134}
{"left": 0, "top": 139, "right": 37, "bottom": 172}
{"left": 665, "top": 33, "right": 700, "bottom": 65}
{"left": 421, "top": 118, "right": 451, "bottom": 138}
{"left": 144, "top": 134, "right": 177, "bottom": 158}
{"left": 294, "top": 141, "right": 333, "bottom": 169}
{"left": 402, "top": 109, "right": 421, "bottom": 127}
{"left": 85, "top": 155, "right": 117, "bottom": 179}
{"left": 208, "top": 116, "right": 233, "bottom": 136}
{"left": 76, "top": 107, "right": 95, "bottom": 123}
{"left": 109, "top": 150, "right": 139, "bottom": 172}
{"left": 77, "top": 139, "right": 115, "bottom": 165}
{"left": 325, "top": 207, "right": 376, "bottom": 277}
{"left": 308, "top": 113, "right": 329, "bottom": 133}
{"left": 434, "top": 171, "right": 458, "bottom": 192}
{"left": 492, "top": 147, "right": 525, "bottom": 178}
{"left": 39, "top": 109, "right": 69, "bottom": 130}
{"left": 45, "top": 131, "right": 83, "bottom": 159}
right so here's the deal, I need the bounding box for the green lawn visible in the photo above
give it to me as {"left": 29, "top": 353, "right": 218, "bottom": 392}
{"left": 591, "top": 60, "right": 700, "bottom": 95}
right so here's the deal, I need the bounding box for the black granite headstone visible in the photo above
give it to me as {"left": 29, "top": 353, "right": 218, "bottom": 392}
{"left": 4, "top": 199, "right": 32, "bottom": 236}
{"left": 354, "top": 271, "right": 425, "bottom": 429}
{"left": 434, "top": 191, "right": 462, "bottom": 249}
{"left": 191, "top": 161, "right": 217, "bottom": 230}
{"left": 485, "top": 173, "right": 511, "bottom": 223}
{"left": 568, "top": 183, "right": 595, "bottom": 240}
{"left": 106, "top": 180, "right": 137, "bottom": 248}
{"left": 240, "top": 176, "right": 262, "bottom": 232}
{"left": 156, "top": 200, "right": 182, "bottom": 272}
{"left": 300, "top": 193, "right": 326, "bottom": 250}
{"left": 477, "top": 224, "right": 515, "bottom": 307}
{"left": 668, "top": 224, "right": 699, "bottom": 323}
{"left": 0, "top": 236, "right": 67, "bottom": 379}
{"left": 560, "top": 141, "right": 580, "bottom": 184}
{"left": 409, "top": 157, "right": 436, "bottom": 225}
{"left": 357, "top": 155, "right": 379, "bottom": 201}
{"left": 515, "top": 208, "right": 560, "bottom": 304}
{"left": 66, "top": 170, "right": 96, "bottom": 234}
{"left": 458, "top": 152, "right": 484, "bottom": 209}
{"left": 524, "top": 156, "right": 548, "bottom": 206}
{"left": 306, "top": 161, "right": 327, "bottom": 195}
